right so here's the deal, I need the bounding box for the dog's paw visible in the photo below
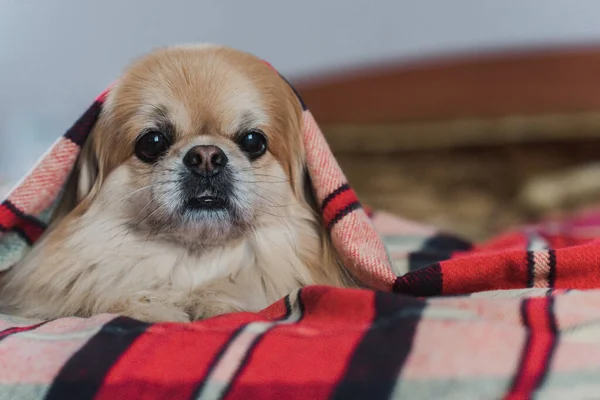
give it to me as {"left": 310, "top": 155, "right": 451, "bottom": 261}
{"left": 122, "top": 304, "right": 191, "bottom": 323}
{"left": 189, "top": 301, "right": 242, "bottom": 320}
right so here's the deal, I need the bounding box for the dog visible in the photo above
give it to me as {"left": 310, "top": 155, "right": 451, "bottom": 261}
{"left": 0, "top": 45, "right": 355, "bottom": 322}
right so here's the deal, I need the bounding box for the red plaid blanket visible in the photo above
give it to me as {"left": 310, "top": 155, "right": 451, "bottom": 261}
{"left": 1, "top": 61, "right": 600, "bottom": 399}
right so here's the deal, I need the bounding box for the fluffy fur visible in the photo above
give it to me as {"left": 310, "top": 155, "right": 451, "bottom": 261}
{"left": 0, "top": 45, "right": 355, "bottom": 322}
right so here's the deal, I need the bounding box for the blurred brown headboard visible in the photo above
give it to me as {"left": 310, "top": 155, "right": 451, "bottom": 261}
{"left": 294, "top": 46, "right": 600, "bottom": 152}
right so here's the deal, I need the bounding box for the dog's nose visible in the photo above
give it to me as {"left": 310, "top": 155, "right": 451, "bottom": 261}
{"left": 183, "top": 145, "right": 228, "bottom": 175}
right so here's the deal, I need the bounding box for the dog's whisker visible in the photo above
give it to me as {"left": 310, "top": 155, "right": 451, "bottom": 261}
{"left": 116, "top": 182, "right": 177, "bottom": 205}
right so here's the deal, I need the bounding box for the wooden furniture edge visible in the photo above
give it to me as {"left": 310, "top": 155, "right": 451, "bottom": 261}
{"left": 323, "top": 112, "right": 600, "bottom": 153}
{"left": 296, "top": 46, "right": 600, "bottom": 125}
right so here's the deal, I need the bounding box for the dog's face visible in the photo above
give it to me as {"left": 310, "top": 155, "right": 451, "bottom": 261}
{"left": 0, "top": 45, "right": 353, "bottom": 322}
{"left": 67, "top": 45, "right": 309, "bottom": 247}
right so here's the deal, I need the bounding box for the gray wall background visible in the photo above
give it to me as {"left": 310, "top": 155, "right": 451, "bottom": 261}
{"left": 2, "top": 0, "right": 600, "bottom": 186}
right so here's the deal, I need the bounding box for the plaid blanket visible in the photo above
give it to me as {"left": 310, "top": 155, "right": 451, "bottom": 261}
{"left": 2, "top": 61, "right": 600, "bottom": 399}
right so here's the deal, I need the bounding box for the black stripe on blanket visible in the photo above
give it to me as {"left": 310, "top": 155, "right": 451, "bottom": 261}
{"left": 44, "top": 316, "right": 150, "bottom": 400}
{"left": 408, "top": 233, "right": 473, "bottom": 272}
{"left": 64, "top": 100, "right": 103, "bottom": 147}
{"left": 526, "top": 251, "right": 536, "bottom": 288}
{"left": 393, "top": 263, "right": 443, "bottom": 296}
{"left": 548, "top": 249, "right": 557, "bottom": 288}
{"left": 330, "top": 292, "right": 427, "bottom": 400}
{"left": 279, "top": 294, "right": 293, "bottom": 322}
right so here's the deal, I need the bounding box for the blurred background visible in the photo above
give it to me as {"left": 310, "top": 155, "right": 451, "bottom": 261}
{"left": 4, "top": 0, "right": 600, "bottom": 240}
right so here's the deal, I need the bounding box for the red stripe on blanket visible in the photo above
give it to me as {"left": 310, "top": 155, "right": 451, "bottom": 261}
{"left": 543, "top": 234, "right": 592, "bottom": 249}
{"left": 322, "top": 186, "right": 361, "bottom": 229}
{"left": 0, "top": 320, "right": 50, "bottom": 341}
{"left": 0, "top": 203, "right": 18, "bottom": 229}
{"left": 321, "top": 184, "right": 350, "bottom": 211}
{"left": 259, "top": 295, "right": 291, "bottom": 320}
{"left": 17, "top": 220, "right": 45, "bottom": 244}
{"left": 0, "top": 201, "right": 46, "bottom": 243}
{"left": 396, "top": 240, "right": 600, "bottom": 296}
{"left": 505, "top": 297, "right": 557, "bottom": 400}
{"left": 471, "top": 231, "right": 529, "bottom": 253}
{"left": 94, "top": 313, "right": 267, "bottom": 400}
{"left": 262, "top": 60, "right": 276, "bottom": 70}
{"left": 547, "top": 242, "right": 600, "bottom": 289}
{"left": 441, "top": 251, "right": 530, "bottom": 295}
{"left": 95, "top": 87, "right": 110, "bottom": 103}
{"left": 225, "top": 287, "right": 376, "bottom": 400}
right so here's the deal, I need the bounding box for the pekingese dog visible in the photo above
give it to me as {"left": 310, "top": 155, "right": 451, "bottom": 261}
{"left": 0, "top": 45, "right": 355, "bottom": 322}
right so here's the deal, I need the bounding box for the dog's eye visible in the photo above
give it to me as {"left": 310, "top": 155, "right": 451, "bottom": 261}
{"left": 238, "top": 130, "right": 267, "bottom": 160}
{"left": 135, "top": 131, "right": 171, "bottom": 163}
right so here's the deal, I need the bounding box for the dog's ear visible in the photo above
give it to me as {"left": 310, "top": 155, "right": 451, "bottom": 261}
{"left": 49, "top": 125, "right": 105, "bottom": 226}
